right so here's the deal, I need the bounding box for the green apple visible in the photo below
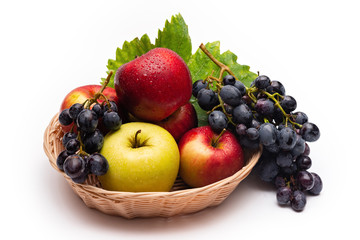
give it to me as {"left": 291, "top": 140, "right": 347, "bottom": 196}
{"left": 99, "top": 122, "right": 180, "bottom": 192}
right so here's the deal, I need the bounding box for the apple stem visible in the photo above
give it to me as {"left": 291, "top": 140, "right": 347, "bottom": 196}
{"left": 212, "top": 128, "right": 227, "bottom": 147}
{"left": 133, "top": 129, "right": 142, "bottom": 148}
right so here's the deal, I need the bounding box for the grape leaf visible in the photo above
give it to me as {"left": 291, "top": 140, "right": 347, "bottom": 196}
{"left": 188, "top": 41, "right": 258, "bottom": 126}
{"left": 155, "top": 13, "right": 192, "bottom": 63}
{"left": 188, "top": 41, "right": 258, "bottom": 87}
{"left": 101, "top": 34, "right": 155, "bottom": 88}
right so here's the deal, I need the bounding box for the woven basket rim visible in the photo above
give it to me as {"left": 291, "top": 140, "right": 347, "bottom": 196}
{"left": 44, "top": 113, "right": 261, "bottom": 200}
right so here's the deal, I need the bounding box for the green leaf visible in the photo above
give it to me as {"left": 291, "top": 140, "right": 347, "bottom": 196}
{"left": 155, "top": 13, "right": 192, "bottom": 63}
{"left": 188, "top": 41, "right": 258, "bottom": 87}
{"left": 188, "top": 41, "right": 258, "bottom": 126}
{"left": 101, "top": 34, "right": 155, "bottom": 88}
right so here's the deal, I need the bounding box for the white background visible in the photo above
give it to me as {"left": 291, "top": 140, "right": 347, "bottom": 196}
{"left": 1, "top": 0, "right": 359, "bottom": 239}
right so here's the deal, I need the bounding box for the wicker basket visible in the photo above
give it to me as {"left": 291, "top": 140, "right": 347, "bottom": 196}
{"left": 44, "top": 113, "right": 262, "bottom": 219}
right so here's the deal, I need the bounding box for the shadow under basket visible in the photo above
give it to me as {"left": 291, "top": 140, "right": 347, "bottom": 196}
{"left": 43, "top": 114, "right": 262, "bottom": 219}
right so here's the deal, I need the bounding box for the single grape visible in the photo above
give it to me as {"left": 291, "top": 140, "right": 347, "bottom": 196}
{"left": 92, "top": 103, "right": 105, "bottom": 118}
{"left": 88, "top": 153, "right": 109, "bottom": 175}
{"left": 281, "top": 163, "right": 298, "bottom": 176}
{"left": 76, "top": 109, "right": 98, "bottom": 133}
{"left": 192, "top": 80, "right": 208, "bottom": 97}
{"left": 56, "top": 150, "right": 69, "bottom": 171}
{"left": 223, "top": 75, "right": 236, "bottom": 85}
{"left": 254, "top": 75, "right": 271, "bottom": 89}
{"left": 254, "top": 98, "right": 275, "bottom": 117}
{"left": 278, "top": 127, "right": 297, "bottom": 151}
{"left": 233, "top": 104, "right": 253, "bottom": 125}
{"left": 59, "top": 109, "right": 73, "bottom": 126}
{"left": 208, "top": 110, "right": 228, "bottom": 134}
{"left": 104, "top": 101, "right": 118, "bottom": 113}
{"left": 197, "top": 88, "right": 219, "bottom": 111}
{"left": 293, "top": 111, "right": 308, "bottom": 125}
{"left": 223, "top": 103, "right": 233, "bottom": 115}
{"left": 296, "top": 155, "right": 312, "bottom": 170}
{"left": 259, "top": 123, "right": 278, "bottom": 146}
{"left": 266, "top": 80, "right": 285, "bottom": 96}
{"left": 277, "top": 186, "right": 292, "bottom": 205}
{"left": 63, "top": 154, "right": 87, "bottom": 179}
{"left": 280, "top": 95, "right": 297, "bottom": 113}
{"left": 236, "top": 124, "right": 247, "bottom": 136}
{"left": 234, "top": 81, "right": 247, "bottom": 96}
{"left": 103, "top": 111, "right": 122, "bottom": 131}
{"left": 276, "top": 151, "right": 293, "bottom": 168}
{"left": 291, "top": 190, "right": 306, "bottom": 211}
{"left": 303, "top": 143, "right": 310, "bottom": 156}
{"left": 65, "top": 138, "right": 80, "bottom": 154}
{"left": 297, "top": 170, "right": 315, "bottom": 191}
{"left": 71, "top": 173, "right": 88, "bottom": 184}
{"left": 219, "top": 85, "right": 243, "bottom": 107}
{"left": 309, "top": 172, "right": 323, "bottom": 195}
{"left": 251, "top": 119, "right": 261, "bottom": 129}
{"left": 265, "top": 142, "right": 280, "bottom": 153}
{"left": 82, "top": 129, "right": 104, "bottom": 154}
{"left": 238, "top": 135, "right": 260, "bottom": 149}
{"left": 274, "top": 176, "right": 286, "bottom": 188}
{"left": 291, "top": 134, "right": 306, "bottom": 157}
{"left": 69, "top": 103, "right": 84, "bottom": 120}
{"left": 62, "top": 132, "right": 78, "bottom": 146}
{"left": 300, "top": 122, "right": 320, "bottom": 142}
{"left": 246, "top": 127, "right": 259, "bottom": 140}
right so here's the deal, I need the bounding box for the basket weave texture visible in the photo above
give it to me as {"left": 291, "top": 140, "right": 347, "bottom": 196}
{"left": 44, "top": 113, "right": 261, "bottom": 219}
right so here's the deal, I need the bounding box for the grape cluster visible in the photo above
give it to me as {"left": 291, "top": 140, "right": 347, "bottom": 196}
{"left": 57, "top": 99, "right": 122, "bottom": 183}
{"left": 193, "top": 74, "right": 322, "bottom": 211}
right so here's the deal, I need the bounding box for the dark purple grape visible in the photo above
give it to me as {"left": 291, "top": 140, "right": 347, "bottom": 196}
{"left": 297, "top": 171, "right": 315, "bottom": 191}
{"left": 92, "top": 103, "right": 105, "bottom": 118}
{"left": 192, "top": 80, "right": 208, "bottom": 97}
{"left": 293, "top": 111, "right": 308, "bottom": 125}
{"left": 278, "top": 127, "right": 297, "bottom": 151}
{"left": 234, "top": 81, "right": 246, "bottom": 96}
{"left": 88, "top": 153, "right": 109, "bottom": 175}
{"left": 69, "top": 103, "right": 84, "bottom": 120}
{"left": 63, "top": 154, "right": 87, "bottom": 179}
{"left": 281, "top": 163, "right": 298, "bottom": 176}
{"left": 300, "top": 122, "right": 320, "bottom": 142}
{"left": 238, "top": 135, "right": 260, "bottom": 149}
{"left": 259, "top": 158, "right": 280, "bottom": 182}
{"left": 276, "top": 151, "right": 293, "bottom": 168}
{"left": 280, "top": 95, "right": 297, "bottom": 113}
{"left": 83, "top": 129, "right": 104, "bottom": 154}
{"left": 208, "top": 110, "right": 228, "bottom": 134}
{"left": 65, "top": 138, "right": 80, "bottom": 154}
{"left": 296, "top": 155, "right": 312, "bottom": 170}
{"left": 274, "top": 176, "right": 286, "bottom": 188}
{"left": 197, "top": 88, "right": 219, "bottom": 111}
{"left": 255, "top": 98, "right": 274, "bottom": 116}
{"left": 309, "top": 172, "right": 323, "bottom": 195}
{"left": 103, "top": 111, "right": 122, "bottom": 131}
{"left": 291, "top": 135, "right": 306, "bottom": 157}
{"left": 223, "top": 103, "right": 233, "bottom": 114}
{"left": 76, "top": 109, "right": 98, "bottom": 133}
{"left": 236, "top": 124, "right": 247, "bottom": 136}
{"left": 267, "top": 80, "right": 285, "bottom": 96}
{"left": 303, "top": 143, "right": 310, "bottom": 156}
{"left": 246, "top": 127, "right": 259, "bottom": 140}
{"left": 251, "top": 119, "right": 261, "bottom": 129}
{"left": 265, "top": 142, "right": 280, "bottom": 153}
{"left": 62, "top": 132, "right": 78, "bottom": 146}
{"left": 223, "top": 75, "right": 236, "bottom": 85}
{"left": 56, "top": 150, "right": 69, "bottom": 171}
{"left": 254, "top": 75, "right": 271, "bottom": 89}
{"left": 219, "top": 85, "right": 243, "bottom": 107}
{"left": 233, "top": 104, "right": 253, "bottom": 125}
{"left": 259, "top": 123, "right": 278, "bottom": 146}
{"left": 71, "top": 174, "right": 88, "bottom": 184}
{"left": 104, "top": 101, "right": 118, "bottom": 113}
{"left": 59, "top": 109, "right": 73, "bottom": 126}
{"left": 277, "top": 186, "right": 292, "bottom": 205}
{"left": 291, "top": 190, "right": 306, "bottom": 211}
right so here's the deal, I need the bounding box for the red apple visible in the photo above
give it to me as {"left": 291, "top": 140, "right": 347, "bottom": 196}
{"left": 114, "top": 48, "right": 192, "bottom": 122}
{"left": 178, "top": 126, "right": 244, "bottom": 188}
{"left": 154, "top": 102, "right": 198, "bottom": 142}
{"left": 59, "top": 85, "right": 123, "bottom": 132}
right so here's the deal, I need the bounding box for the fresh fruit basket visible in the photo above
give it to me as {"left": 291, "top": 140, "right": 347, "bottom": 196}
{"left": 44, "top": 113, "right": 261, "bottom": 218}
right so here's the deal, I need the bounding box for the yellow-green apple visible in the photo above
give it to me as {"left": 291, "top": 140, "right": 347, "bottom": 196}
{"left": 59, "top": 85, "right": 123, "bottom": 132}
{"left": 99, "top": 122, "right": 180, "bottom": 192}
{"left": 178, "top": 126, "right": 244, "bottom": 188}
{"left": 153, "top": 102, "right": 198, "bottom": 142}
{"left": 114, "top": 48, "right": 192, "bottom": 122}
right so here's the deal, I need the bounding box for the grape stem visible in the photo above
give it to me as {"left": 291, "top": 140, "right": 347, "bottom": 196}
{"left": 84, "top": 71, "right": 113, "bottom": 109}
